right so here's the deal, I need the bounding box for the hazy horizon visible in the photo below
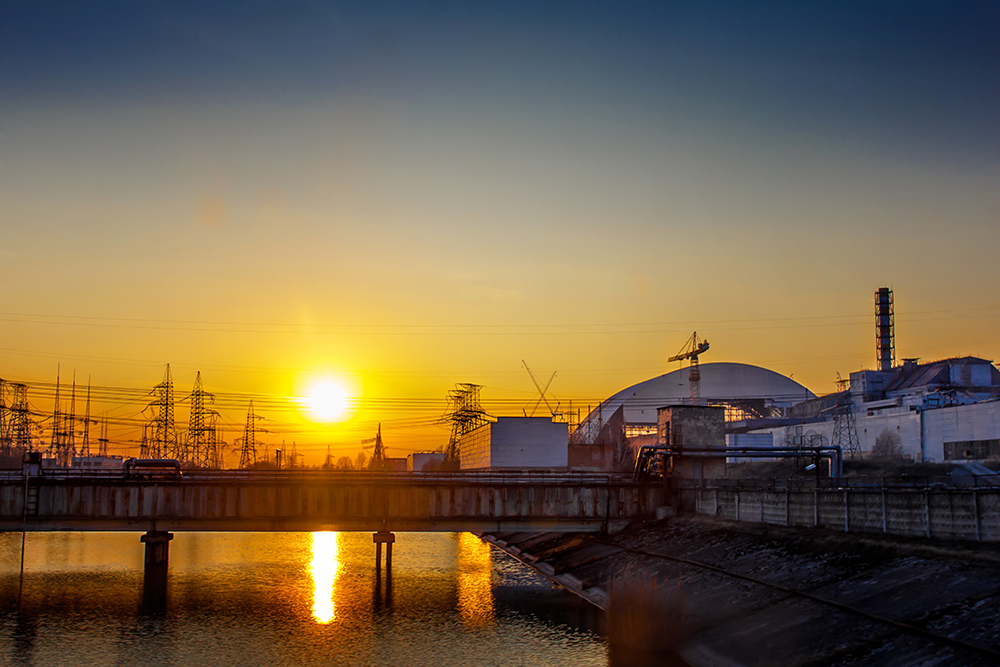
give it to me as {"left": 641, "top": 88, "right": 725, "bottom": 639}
{"left": 3, "top": 1, "right": 998, "bottom": 463}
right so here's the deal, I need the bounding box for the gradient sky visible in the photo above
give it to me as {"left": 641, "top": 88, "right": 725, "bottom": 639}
{"left": 2, "top": 1, "right": 999, "bottom": 463}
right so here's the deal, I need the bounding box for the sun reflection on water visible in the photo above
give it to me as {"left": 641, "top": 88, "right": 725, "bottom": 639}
{"left": 310, "top": 531, "right": 340, "bottom": 624}
{"left": 455, "top": 532, "right": 495, "bottom": 626}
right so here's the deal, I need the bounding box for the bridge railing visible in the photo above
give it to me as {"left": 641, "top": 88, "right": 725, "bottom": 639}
{"left": 0, "top": 468, "right": 636, "bottom": 485}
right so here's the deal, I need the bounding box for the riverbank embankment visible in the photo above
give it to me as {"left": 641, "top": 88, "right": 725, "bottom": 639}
{"left": 481, "top": 515, "right": 1000, "bottom": 667}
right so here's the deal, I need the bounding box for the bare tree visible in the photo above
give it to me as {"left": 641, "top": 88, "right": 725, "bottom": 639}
{"left": 335, "top": 456, "right": 354, "bottom": 470}
{"left": 872, "top": 429, "right": 904, "bottom": 458}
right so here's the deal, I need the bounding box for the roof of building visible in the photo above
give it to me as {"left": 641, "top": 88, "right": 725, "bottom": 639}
{"left": 884, "top": 356, "right": 999, "bottom": 393}
{"left": 578, "top": 362, "right": 816, "bottom": 430}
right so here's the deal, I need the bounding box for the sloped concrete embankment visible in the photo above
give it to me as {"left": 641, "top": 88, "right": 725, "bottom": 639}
{"left": 481, "top": 516, "right": 1000, "bottom": 667}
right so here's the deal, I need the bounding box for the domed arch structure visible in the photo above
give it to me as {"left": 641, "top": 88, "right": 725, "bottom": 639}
{"left": 573, "top": 362, "right": 815, "bottom": 443}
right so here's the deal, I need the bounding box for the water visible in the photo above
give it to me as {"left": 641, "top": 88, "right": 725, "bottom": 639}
{"left": 0, "top": 532, "right": 607, "bottom": 666}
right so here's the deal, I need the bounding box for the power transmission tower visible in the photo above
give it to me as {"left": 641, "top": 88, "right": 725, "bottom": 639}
{"left": 364, "top": 424, "right": 387, "bottom": 469}
{"left": 142, "top": 365, "right": 178, "bottom": 459}
{"left": 0, "top": 379, "right": 10, "bottom": 456}
{"left": 98, "top": 414, "right": 110, "bottom": 456}
{"left": 49, "top": 367, "right": 75, "bottom": 466}
{"left": 832, "top": 375, "right": 862, "bottom": 459}
{"left": 439, "top": 384, "right": 492, "bottom": 468}
{"left": 80, "top": 378, "right": 92, "bottom": 457}
{"left": 185, "top": 372, "right": 219, "bottom": 468}
{"left": 238, "top": 401, "right": 266, "bottom": 469}
{"left": 67, "top": 372, "right": 77, "bottom": 461}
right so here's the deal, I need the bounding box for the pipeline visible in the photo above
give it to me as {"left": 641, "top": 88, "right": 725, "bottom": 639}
{"left": 634, "top": 445, "right": 843, "bottom": 484}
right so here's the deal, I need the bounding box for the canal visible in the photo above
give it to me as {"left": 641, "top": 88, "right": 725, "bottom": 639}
{"left": 0, "top": 531, "right": 606, "bottom": 666}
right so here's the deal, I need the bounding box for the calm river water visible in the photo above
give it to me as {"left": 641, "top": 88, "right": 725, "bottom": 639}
{"left": 0, "top": 531, "right": 607, "bottom": 666}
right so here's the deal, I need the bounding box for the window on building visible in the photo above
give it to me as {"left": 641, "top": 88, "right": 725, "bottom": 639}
{"left": 944, "top": 439, "right": 1000, "bottom": 460}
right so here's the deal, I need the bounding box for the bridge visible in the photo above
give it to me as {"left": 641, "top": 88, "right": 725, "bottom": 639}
{"left": 1, "top": 468, "right": 663, "bottom": 602}
{"left": 0, "top": 469, "right": 662, "bottom": 533}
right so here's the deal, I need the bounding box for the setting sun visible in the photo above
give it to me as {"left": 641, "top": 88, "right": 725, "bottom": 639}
{"left": 304, "top": 379, "right": 353, "bottom": 423}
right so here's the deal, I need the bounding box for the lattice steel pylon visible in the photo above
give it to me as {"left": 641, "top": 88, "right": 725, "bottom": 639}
{"left": 366, "top": 423, "right": 387, "bottom": 469}
{"left": 238, "top": 400, "right": 265, "bottom": 469}
{"left": 439, "top": 383, "right": 492, "bottom": 466}
{"left": 142, "top": 365, "right": 178, "bottom": 459}
{"left": 0, "top": 381, "right": 32, "bottom": 455}
{"left": 79, "top": 378, "right": 92, "bottom": 457}
{"left": 832, "top": 377, "right": 862, "bottom": 459}
{"left": 185, "top": 372, "right": 219, "bottom": 468}
{"left": 49, "top": 367, "right": 76, "bottom": 467}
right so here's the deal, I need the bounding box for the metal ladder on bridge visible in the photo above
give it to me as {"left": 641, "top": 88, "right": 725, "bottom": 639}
{"left": 24, "top": 482, "right": 38, "bottom": 517}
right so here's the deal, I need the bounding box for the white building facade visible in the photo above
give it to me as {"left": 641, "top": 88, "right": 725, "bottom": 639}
{"left": 460, "top": 417, "right": 568, "bottom": 470}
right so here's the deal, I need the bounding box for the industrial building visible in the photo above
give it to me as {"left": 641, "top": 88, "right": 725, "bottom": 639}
{"left": 572, "top": 288, "right": 1000, "bottom": 467}
{"left": 407, "top": 451, "right": 446, "bottom": 472}
{"left": 733, "top": 356, "right": 1000, "bottom": 462}
{"left": 569, "top": 362, "right": 816, "bottom": 470}
{"left": 460, "top": 417, "right": 568, "bottom": 470}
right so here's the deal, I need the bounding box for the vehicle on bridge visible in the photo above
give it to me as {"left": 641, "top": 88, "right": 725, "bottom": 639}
{"left": 122, "top": 458, "right": 183, "bottom": 480}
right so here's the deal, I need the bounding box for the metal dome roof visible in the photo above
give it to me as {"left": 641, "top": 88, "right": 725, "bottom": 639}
{"left": 581, "top": 362, "right": 815, "bottom": 428}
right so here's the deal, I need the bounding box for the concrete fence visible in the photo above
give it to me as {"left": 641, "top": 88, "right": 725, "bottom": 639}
{"left": 680, "top": 487, "right": 1000, "bottom": 542}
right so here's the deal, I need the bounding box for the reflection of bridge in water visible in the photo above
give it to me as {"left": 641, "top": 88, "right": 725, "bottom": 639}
{"left": 1, "top": 470, "right": 662, "bottom": 604}
{"left": 2, "top": 530, "right": 595, "bottom": 658}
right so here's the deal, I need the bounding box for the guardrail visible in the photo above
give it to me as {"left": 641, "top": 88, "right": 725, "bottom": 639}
{"left": 0, "top": 468, "right": 633, "bottom": 485}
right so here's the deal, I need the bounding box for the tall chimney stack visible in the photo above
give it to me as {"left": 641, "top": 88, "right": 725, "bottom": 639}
{"left": 875, "top": 287, "right": 895, "bottom": 371}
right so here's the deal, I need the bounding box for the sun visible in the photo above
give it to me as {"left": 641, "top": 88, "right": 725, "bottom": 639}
{"left": 304, "top": 379, "right": 353, "bottom": 423}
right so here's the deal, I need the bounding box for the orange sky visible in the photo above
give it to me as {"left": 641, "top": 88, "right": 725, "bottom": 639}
{"left": 2, "top": 3, "right": 998, "bottom": 464}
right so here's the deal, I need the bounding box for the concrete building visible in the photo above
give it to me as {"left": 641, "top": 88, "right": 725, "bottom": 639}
{"left": 658, "top": 405, "right": 727, "bottom": 480}
{"left": 460, "top": 417, "right": 568, "bottom": 470}
{"left": 407, "top": 451, "right": 446, "bottom": 472}
{"left": 734, "top": 357, "right": 1000, "bottom": 462}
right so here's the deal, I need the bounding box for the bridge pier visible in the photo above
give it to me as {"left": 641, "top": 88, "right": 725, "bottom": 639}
{"left": 141, "top": 531, "right": 173, "bottom": 608}
{"left": 373, "top": 530, "right": 395, "bottom": 574}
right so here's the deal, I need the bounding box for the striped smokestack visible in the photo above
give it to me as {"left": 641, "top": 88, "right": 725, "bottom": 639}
{"left": 875, "top": 287, "right": 895, "bottom": 371}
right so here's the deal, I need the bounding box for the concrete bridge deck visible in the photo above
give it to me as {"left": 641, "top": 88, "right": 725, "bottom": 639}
{"left": 0, "top": 470, "right": 664, "bottom": 534}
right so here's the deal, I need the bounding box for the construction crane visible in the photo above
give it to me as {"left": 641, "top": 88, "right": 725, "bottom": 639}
{"left": 522, "top": 360, "right": 560, "bottom": 419}
{"left": 668, "top": 331, "right": 710, "bottom": 404}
